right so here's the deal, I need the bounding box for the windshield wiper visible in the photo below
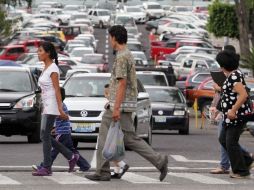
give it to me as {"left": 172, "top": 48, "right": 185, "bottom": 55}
{"left": 0, "top": 89, "right": 18, "bottom": 92}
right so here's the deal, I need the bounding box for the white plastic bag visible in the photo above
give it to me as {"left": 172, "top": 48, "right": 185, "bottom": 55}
{"left": 102, "top": 122, "right": 125, "bottom": 161}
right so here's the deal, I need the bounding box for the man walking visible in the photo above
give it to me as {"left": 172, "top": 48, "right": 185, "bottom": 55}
{"left": 85, "top": 25, "right": 168, "bottom": 181}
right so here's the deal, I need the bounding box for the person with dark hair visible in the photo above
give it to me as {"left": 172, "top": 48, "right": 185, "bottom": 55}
{"left": 32, "top": 42, "right": 79, "bottom": 176}
{"left": 32, "top": 87, "right": 90, "bottom": 174}
{"left": 85, "top": 25, "right": 168, "bottom": 182}
{"left": 215, "top": 49, "right": 254, "bottom": 178}
{"left": 210, "top": 45, "right": 254, "bottom": 175}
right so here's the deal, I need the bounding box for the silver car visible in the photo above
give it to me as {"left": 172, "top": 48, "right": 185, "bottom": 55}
{"left": 62, "top": 73, "right": 152, "bottom": 147}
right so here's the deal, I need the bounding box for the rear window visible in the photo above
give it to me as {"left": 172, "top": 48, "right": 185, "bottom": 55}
{"left": 192, "top": 73, "right": 210, "bottom": 83}
{"left": 146, "top": 88, "right": 183, "bottom": 103}
{"left": 137, "top": 74, "right": 168, "bottom": 86}
{"left": 0, "top": 71, "right": 32, "bottom": 92}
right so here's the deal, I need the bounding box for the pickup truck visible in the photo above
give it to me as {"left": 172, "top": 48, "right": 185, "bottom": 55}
{"left": 150, "top": 39, "right": 213, "bottom": 60}
{"left": 173, "top": 54, "right": 219, "bottom": 79}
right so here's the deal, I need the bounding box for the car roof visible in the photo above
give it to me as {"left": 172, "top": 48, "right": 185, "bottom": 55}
{"left": 71, "top": 72, "right": 111, "bottom": 78}
{"left": 136, "top": 71, "right": 166, "bottom": 75}
{"left": 0, "top": 66, "right": 30, "bottom": 72}
{"left": 71, "top": 47, "right": 94, "bottom": 51}
{"left": 144, "top": 86, "right": 179, "bottom": 90}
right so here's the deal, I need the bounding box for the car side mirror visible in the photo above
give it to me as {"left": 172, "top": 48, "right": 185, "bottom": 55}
{"left": 138, "top": 92, "right": 149, "bottom": 100}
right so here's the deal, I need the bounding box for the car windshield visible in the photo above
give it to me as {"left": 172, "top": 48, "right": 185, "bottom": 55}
{"left": 127, "top": 28, "right": 138, "bottom": 35}
{"left": 71, "top": 49, "right": 93, "bottom": 57}
{"left": 133, "top": 53, "right": 146, "bottom": 61}
{"left": 206, "top": 59, "right": 219, "bottom": 68}
{"left": 146, "top": 88, "right": 183, "bottom": 103}
{"left": 137, "top": 74, "right": 167, "bottom": 86}
{"left": 0, "top": 48, "right": 5, "bottom": 55}
{"left": 116, "top": 17, "right": 134, "bottom": 25}
{"left": 64, "top": 6, "right": 78, "bottom": 11}
{"left": 80, "top": 55, "right": 103, "bottom": 64}
{"left": 64, "top": 76, "right": 109, "bottom": 97}
{"left": 147, "top": 5, "right": 161, "bottom": 9}
{"left": 126, "top": 8, "right": 140, "bottom": 12}
{"left": 0, "top": 71, "right": 32, "bottom": 92}
{"left": 127, "top": 43, "right": 142, "bottom": 51}
{"left": 71, "top": 14, "right": 87, "bottom": 20}
{"left": 98, "top": 11, "right": 109, "bottom": 16}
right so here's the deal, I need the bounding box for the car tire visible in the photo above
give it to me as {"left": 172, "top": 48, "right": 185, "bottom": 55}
{"left": 99, "top": 21, "right": 104, "bottom": 29}
{"left": 145, "top": 123, "right": 152, "bottom": 145}
{"left": 27, "top": 123, "right": 41, "bottom": 143}
{"left": 179, "top": 121, "right": 189, "bottom": 135}
{"left": 73, "top": 140, "right": 79, "bottom": 148}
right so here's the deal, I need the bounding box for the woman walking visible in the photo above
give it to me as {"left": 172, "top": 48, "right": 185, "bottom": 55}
{"left": 216, "top": 50, "right": 253, "bottom": 179}
{"left": 32, "top": 42, "right": 78, "bottom": 176}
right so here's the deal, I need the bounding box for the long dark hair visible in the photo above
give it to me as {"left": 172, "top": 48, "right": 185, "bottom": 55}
{"left": 40, "top": 41, "right": 59, "bottom": 65}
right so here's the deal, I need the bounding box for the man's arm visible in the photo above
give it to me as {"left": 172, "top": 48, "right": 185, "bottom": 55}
{"left": 112, "top": 78, "right": 127, "bottom": 121}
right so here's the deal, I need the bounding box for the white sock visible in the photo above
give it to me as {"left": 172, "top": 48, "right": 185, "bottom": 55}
{"left": 114, "top": 166, "right": 121, "bottom": 174}
{"left": 118, "top": 161, "right": 126, "bottom": 168}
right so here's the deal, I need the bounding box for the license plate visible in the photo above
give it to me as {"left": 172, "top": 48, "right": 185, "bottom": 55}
{"left": 155, "top": 116, "right": 166, "bottom": 123}
{"left": 72, "top": 123, "right": 100, "bottom": 133}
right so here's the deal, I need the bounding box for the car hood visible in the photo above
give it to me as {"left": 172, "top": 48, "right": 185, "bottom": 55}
{"left": 151, "top": 102, "right": 186, "bottom": 110}
{"left": 64, "top": 97, "right": 107, "bottom": 111}
{"left": 0, "top": 92, "right": 33, "bottom": 103}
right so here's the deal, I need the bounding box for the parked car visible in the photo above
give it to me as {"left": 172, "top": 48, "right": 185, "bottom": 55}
{"left": 0, "top": 67, "right": 41, "bottom": 143}
{"left": 79, "top": 53, "right": 109, "bottom": 72}
{"left": 122, "top": 6, "right": 146, "bottom": 24}
{"left": 0, "top": 45, "right": 29, "bottom": 61}
{"left": 62, "top": 73, "right": 152, "bottom": 147}
{"left": 88, "top": 9, "right": 111, "bottom": 28}
{"left": 136, "top": 71, "right": 169, "bottom": 86}
{"left": 145, "top": 86, "right": 189, "bottom": 134}
{"left": 142, "top": 2, "right": 165, "bottom": 20}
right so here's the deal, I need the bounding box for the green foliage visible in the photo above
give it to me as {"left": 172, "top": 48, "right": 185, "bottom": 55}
{"left": 0, "top": 9, "right": 11, "bottom": 37}
{"left": 241, "top": 47, "right": 254, "bottom": 75}
{"left": 207, "top": 0, "right": 239, "bottom": 38}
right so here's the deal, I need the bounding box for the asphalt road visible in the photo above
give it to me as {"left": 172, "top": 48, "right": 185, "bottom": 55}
{"left": 0, "top": 27, "right": 253, "bottom": 190}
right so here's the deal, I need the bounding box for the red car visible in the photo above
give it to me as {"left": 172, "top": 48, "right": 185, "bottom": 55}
{"left": 150, "top": 39, "right": 213, "bottom": 60}
{"left": 16, "top": 39, "right": 43, "bottom": 52}
{"left": 0, "top": 45, "right": 29, "bottom": 61}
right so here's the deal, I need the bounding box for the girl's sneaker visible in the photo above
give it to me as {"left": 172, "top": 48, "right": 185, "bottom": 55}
{"left": 68, "top": 154, "right": 80, "bottom": 172}
{"left": 32, "top": 165, "right": 42, "bottom": 171}
{"left": 32, "top": 167, "right": 52, "bottom": 176}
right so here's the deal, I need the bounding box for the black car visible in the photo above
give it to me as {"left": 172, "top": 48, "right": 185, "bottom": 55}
{"left": 145, "top": 86, "right": 189, "bottom": 135}
{"left": 0, "top": 67, "right": 41, "bottom": 143}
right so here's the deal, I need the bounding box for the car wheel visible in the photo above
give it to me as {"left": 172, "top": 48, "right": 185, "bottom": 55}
{"left": 27, "top": 123, "right": 41, "bottom": 143}
{"left": 145, "top": 123, "right": 152, "bottom": 145}
{"left": 73, "top": 140, "right": 79, "bottom": 148}
{"left": 179, "top": 121, "right": 189, "bottom": 135}
{"left": 99, "top": 21, "right": 104, "bottom": 29}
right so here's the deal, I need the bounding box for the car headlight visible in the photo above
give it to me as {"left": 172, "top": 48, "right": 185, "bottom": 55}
{"left": 14, "top": 95, "right": 36, "bottom": 110}
{"left": 173, "top": 110, "right": 185, "bottom": 116}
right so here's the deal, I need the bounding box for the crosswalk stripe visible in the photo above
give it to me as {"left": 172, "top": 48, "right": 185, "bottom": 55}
{"left": 0, "top": 174, "right": 21, "bottom": 185}
{"left": 43, "top": 172, "right": 98, "bottom": 184}
{"left": 122, "top": 172, "right": 170, "bottom": 184}
{"left": 168, "top": 172, "right": 234, "bottom": 185}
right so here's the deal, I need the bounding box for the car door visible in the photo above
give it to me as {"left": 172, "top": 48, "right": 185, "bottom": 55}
{"left": 5, "top": 48, "right": 23, "bottom": 61}
{"left": 88, "top": 10, "right": 94, "bottom": 23}
{"left": 182, "top": 58, "right": 193, "bottom": 75}
{"left": 93, "top": 11, "right": 99, "bottom": 25}
{"left": 135, "top": 80, "right": 151, "bottom": 136}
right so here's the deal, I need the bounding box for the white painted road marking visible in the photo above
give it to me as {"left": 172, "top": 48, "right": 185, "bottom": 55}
{"left": 0, "top": 174, "right": 21, "bottom": 185}
{"left": 168, "top": 172, "right": 234, "bottom": 185}
{"left": 122, "top": 172, "right": 169, "bottom": 184}
{"left": 44, "top": 172, "right": 98, "bottom": 184}
{"left": 171, "top": 155, "right": 219, "bottom": 164}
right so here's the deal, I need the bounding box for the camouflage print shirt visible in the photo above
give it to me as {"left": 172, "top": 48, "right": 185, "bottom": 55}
{"left": 109, "top": 48, "right": 138, "bottom": 112}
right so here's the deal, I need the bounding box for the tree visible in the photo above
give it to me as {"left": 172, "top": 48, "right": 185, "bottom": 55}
{"left": 241, "top": 48, "right": 254, "bottom": 75}
{"left": 0, "top": 1, "right": 11, "bottom": 40}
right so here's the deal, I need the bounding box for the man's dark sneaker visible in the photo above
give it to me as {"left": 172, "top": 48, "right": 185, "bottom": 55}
{"left": 85, "top": 174, "right": 111, "bottom": 181}
{"left": 68, "top": 154, "right": 79, "bottom": 172}
{"left": 111, "top": 172, "right": 121, "bottom": 179}
{"left": 159, "top": 155, "right": 168, "bottom": 181}
{"left": 32, "top": 167, "right": 52, "bottom": 176}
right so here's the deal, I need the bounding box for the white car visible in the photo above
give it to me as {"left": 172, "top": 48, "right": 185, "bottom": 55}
{"left": 69, "top": 47, "right": 95, "bottom": 62}
{"left": 88, "top": 9, "right": 110, "bottom": 29}
{"left": 131, "top": 51, "right": 148, "bottom": 65}
{"left": 125, "top": 26, "right": 141, "bottom": 39}
{"left": 157, "top": 21, "right": 208, "bottom": 36}
{"left": 48, "top": 8, "right": 71, "bottom": 25}
{"left": 62, "top": 73, "right": 152, "bottom": 147}
{"left": 122, "top": 6, "right": 146, "bottom": 24}
{"left": 143, "top": 2, "right": 165, "bottom": 20}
